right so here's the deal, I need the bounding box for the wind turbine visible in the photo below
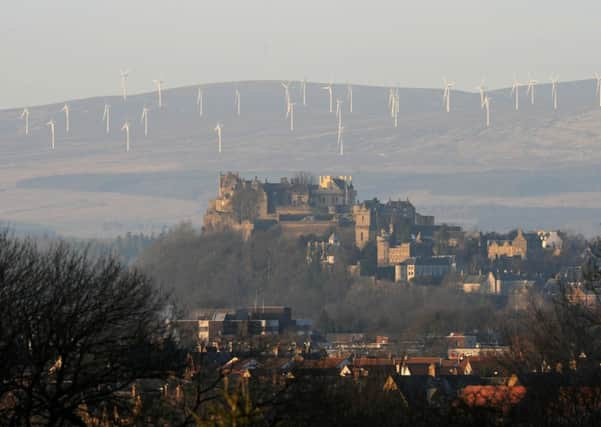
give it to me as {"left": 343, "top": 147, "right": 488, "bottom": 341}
{"left": 595, "top": 73, "right": 601, "bottom": 107}
{"left": 337, "top": 101, "right": 343, "bottom": 133}
{"left": 140, "top": 106, "right": 149, "bottom": 136}
{"left": 153, "top": 79, "right": 164, "bottom": 108}
{"left": 393, "top": 93, "right": 400, "bottom": 128}
{"left": 336, "top": 98, "right": 343, "bottom": 120}
{"left": 526, "top": 77, "right": 537, "bottom": 105}
{"left": 475, "top": 81, "right": 486, "bottom": 109}
{"left": 443, "top": 78, "right": 454, "bottom": 113}
{"left": 234, "top": 89, "right": 241, "bottom": 116}
{"left": 20, "top": 108, "right": 30, "bottom": 136}
{"left": 61, "top": 104, "right": 70, "bottom": 133}
{"left": 301, "top": 78, "right": 307, "bottom": 106}
{"left": 322, "top": 83, "right": 333, "bottom": 113}
{"left": 550, "top": 76, "right": 559, "bottom": 110}
{"left": 338, "top": 125, "right": 344, "bottom": 156}
{"left": 483, "top": 95, "right": 491, "bottom": 128}
{"left": 121, "top": 121, "right": 131, "bottom": 152}
{"left": 512, "top": 77, "right": 521, "bottom": 111}
{"left": 388, "top": 88, "right": 395, "bottom": 113}
{"left": 288, "top": 102, "right": 296, "bottom": 131}
{"left": 214, "top": 123, "right": 223, "bottom": 153}
{"left": 120, "top": 69, "right": 129, "bottom": 101}
{"left": 46, "top": 120, "right": 56, "bottom": 149}
{"left": 196, "top": 88, "right": 204, "bottom": 116}
{"left": 347, "top": 84, "right": 353, "bottom": 113}
{"left": 102, "top": 104, "right": 111, "bottom": 134}
{"left": 281, "top": 81, "right": 291, "bottom": 114}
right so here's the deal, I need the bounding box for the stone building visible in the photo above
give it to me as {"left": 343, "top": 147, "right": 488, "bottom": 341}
{"left": 203, "top": 172, "right": 356, "bottom": 238}
{"left": 461, "top": 273, "right": 500, "bottom": 294}
{"left": 353, "top": 204, "right": 375, "bottom": 249}
{"left": 487, "top": 229, "right": 528, "bottom": 260}
{"left": 394, "top": 256, "right": 456, "bottom": 282}
{"left": 306, "top": 233, "right": 342, "bottom": 266}
{"left": 377, "top": 230, "right": 433, "bottom": 267}
{"left": 352, "top": 198, "right": 435, "bottom": 250}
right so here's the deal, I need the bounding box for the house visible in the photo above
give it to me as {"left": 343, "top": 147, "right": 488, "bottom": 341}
{"left": 178, "top": 306, "right": 309, "bottom": 347}
{"left": 306, "top": 232, "right": 342, "bottom": 266}
{"left": 376, "top": 230, "right": 433, "bottom": 267}
{"left": 395, "top": 256, "right": 456, "bottom": 282}
{"left": 537, "top": 230, "right": 563, "bottom": 253}
{"left": 294, "top": 357, "right": 352, "bottom": 377}
{"left": 352, "top": 357, "right": 398, "bottom": 379}
{"left": 382, "top": 374, "right": 484, "bottom": 408}
{"left": 446, "top": 333, "right": 477, "bottom": 350}
{"left": 461, "top": 273, "right": 499, "bottom": 294}
{"left": 440, "top": 359, "right": 473, "bottom": 376}
{"left": 403, "top": 357, "right": 443, "bottom": 376}
{"left": 487, "top": 229, "right": 528, "bottom": 260}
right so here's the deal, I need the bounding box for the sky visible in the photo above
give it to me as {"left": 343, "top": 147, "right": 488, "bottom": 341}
{"left": 2, "top": 0, "right": 601, "bottom": 109}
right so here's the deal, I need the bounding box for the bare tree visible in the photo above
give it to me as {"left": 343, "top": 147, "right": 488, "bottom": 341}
{"left": 0, "top": 231, "right": 181, "bottom": 426}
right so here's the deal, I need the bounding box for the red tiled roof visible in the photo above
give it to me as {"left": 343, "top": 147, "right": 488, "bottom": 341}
{"left": 354, "top": 358, "right": 395, "bottom": 367}
{"left": 300, "top": 357, "right": 347, "bottom": 369}
{"left": 406, "top": 357, "right": 442, "bottom": 365}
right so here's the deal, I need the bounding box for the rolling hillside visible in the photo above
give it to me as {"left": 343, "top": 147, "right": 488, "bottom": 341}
{"left": 1, "top": 80, "right": 600, "bottom": 237}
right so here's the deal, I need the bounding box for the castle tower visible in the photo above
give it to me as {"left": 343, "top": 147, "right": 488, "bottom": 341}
{"left": 353, "top": 205, "right": 374, "bottom": 249}
{"left": 377, "top": 231, "right": 391, "bottom": 267}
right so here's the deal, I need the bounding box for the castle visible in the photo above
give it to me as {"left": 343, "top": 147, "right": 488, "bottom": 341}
{"left": 203, "top": 173, "right": 356, "bottom": 239}
{"left": 203, "top": 172, "right": 462, "bottom": 282}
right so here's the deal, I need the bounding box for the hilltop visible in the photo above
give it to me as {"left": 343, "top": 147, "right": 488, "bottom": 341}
{"left": 1, "top": 80, "right": 601, "bottom": 237}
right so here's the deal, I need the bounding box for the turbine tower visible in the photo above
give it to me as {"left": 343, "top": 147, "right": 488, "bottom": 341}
{"left": 512, "top": 78, "right": 521, "bottom": 111}
{"left": 20, "top": 108, "right": 30, "bottom": 136}
{"left": 120, "top": 69, "right": 129, "bottom": 101}
{"left": 61, "top": 104, "right": 70, "bottom": 133}
{"left": 526, "top": 77, "right": 537, "bottom": 105}
{"left": 322, "top": 83, "right": 333, "bottom": 113}
{"left": 140, "top": 106, "right": 149, "bottom": 136}
{"left": 102, "top": 104, "right": 111, "bottom": 134}
{"left": 214, "top": 123, "right": 223, "bottom": 153}
{"left": 550, "top": 76, "right": 559, "bottom": 110}
{"left": 234, "top": 89, "right": 241, "bottom": 116}
{"left": 388, "top": 88, "right": 395, "bottom": 114}
{"left": 338, "top": 125, "right": 344, "bottom": 156}
{"left": 46, "top": 120, "right": 56, "bottom": 149}
{"left": 281, "top": 81, "right": 291, "bottom": 113}
{"left": 121, "top": 121, "right": 131, "bottom": 152}
{"left": 301, "top": 78, "right": 307, "bottom": 106}
{"left": 288, "top": 102, "right": 296, "bottom": 131}
{"left": 337, "top": 102, "right": 343, "bottom": 134}
{"left": 393, "top": 93, "right": 400, "bottom": 128}
{"left": 153, "top": 79, "right": 164, "bottom": 108}
{"left": 196, "top": 87, "right": 204, "bottom": 116}
{"left": 336, "top": 98, "right": 343, "bottom": 119}
{"left": 475, "top": 81, "right": 486, "bottom": 109}
{"left": 595, "top": 73, "right": 601, "bottom": 107}
{"left": 389, "top": 88, "right": 398, "bottom": 118}
{"left": 443, "top": 78, "right": 454, "bottom": 113}
{"left": 347, "top": 84, "right": 353, "bottom": 113}
{"left": 337, "top": 111, "right": 343, "bottom": 153}
{"left": 483, "top": 95, "right": 491, "bottom": 128}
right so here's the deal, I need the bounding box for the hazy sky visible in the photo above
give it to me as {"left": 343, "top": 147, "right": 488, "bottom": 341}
{"left": 2, "top": 0, "right": 601, "bottom": 108}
